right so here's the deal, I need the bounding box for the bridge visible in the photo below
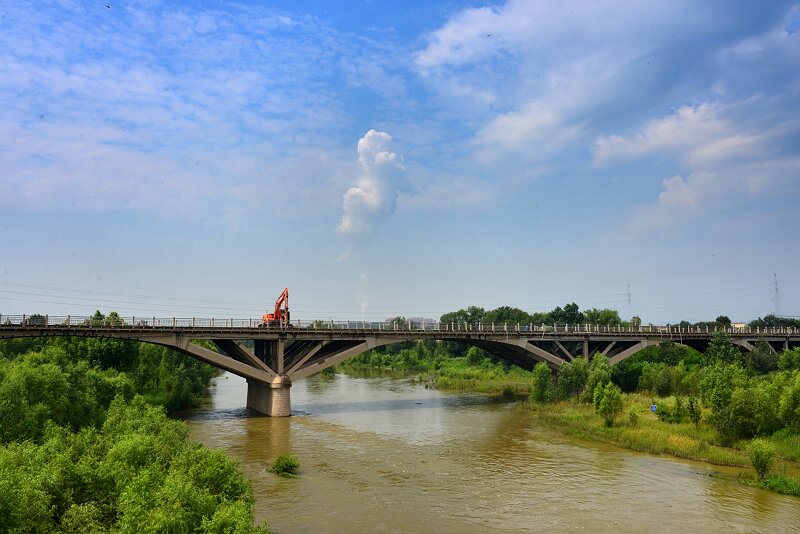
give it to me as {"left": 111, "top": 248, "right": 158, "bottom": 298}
{"left": 2, "top": 314, "right": 798, "bottom": 416}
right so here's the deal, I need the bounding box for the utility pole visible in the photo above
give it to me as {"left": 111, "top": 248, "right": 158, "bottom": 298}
{"left": 774, "top": 273, "right": 779, "bottom": 316}
{"left": 627, "top": 283, "right": 632, "bottom": 317}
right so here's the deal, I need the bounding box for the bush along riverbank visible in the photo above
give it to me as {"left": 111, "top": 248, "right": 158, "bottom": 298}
{"left": 338, "top": 341, "right": 534, "bottom": 395}
{"left": 0, "top": 312, "right": 270, "bottom": 532}
{"left": 339, "top": 325, "right": 800, "bottom": 497}
{"left": 527, "top": 337, "right": 800, "bottom": 497}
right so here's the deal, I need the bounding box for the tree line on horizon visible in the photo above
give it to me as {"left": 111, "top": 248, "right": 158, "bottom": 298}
{"left": 435, "top": 302, "right": 798, "bottom": 329}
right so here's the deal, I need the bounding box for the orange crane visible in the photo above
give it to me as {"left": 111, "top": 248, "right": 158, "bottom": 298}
{"left": 262, "top": 288, "right": 290, "bottom": 327}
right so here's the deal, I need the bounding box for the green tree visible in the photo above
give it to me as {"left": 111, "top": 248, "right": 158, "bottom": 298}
{"left": 687, "top": 397, "right": 701, "bottom": 428}
{"left": 704, "top": 330, "right": 742, "bottom": 366}
{"left": 107, "top": 312, "right": 125, "bottom": 327}
{"left": 465, "top": 346, "right": 487, "bottom": 366}
{"left": 483, "top": 306, "right": 534, "bottom": 326}
{"left": 778, "top": 348, "right": 800, "bottom": 371}
{"left": 550, "top": 303, "right": 584, "bottom": 325}
{"left": 595, "top": 382, "right": 624, "bottom": 427}
{"left": 530, "top": 363, "right": 554, "bottom": 403}
{"left": 583, "top": 308, "right": 621, "bottom": 326}
{"left": 557, "top": 358, "right": 589, "bottom": 398}
{"left": 747, "top": 340, "right": 778, "bottom": 374}
{"left": 750, "top": 315, "right": 800, "bottom": 329}
{"left": 779, "top": 371, "right": 800, "bottom": 431}
{"left": 729, "top": 381, "right": 781, "bottom": 438}
{"left": 747, "top": 438, "right": 776, "bottom": 481}
{"left": 440, "top": 307, "right": 485, "bottom": 326}
{"left": 580, "top": 355, "right": 611, "bottom": 403}
{"left": 700, "top": 362, "right": 747, "bottom": 444}
{"left": 715, "top": 315, "right": 732, "bottom": 327}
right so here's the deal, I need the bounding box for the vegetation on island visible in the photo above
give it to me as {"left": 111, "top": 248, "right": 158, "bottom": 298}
{"left": 339, "top": 304, "right": 800, "bottom": 497}
{"left": 0, "top": 311, "right": 270, "bottom": 533}
{"left": 268, "top": 454, "right": 300, "bottom": 478}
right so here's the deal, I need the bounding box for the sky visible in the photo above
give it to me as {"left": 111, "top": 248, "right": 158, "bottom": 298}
{"left": 1, "top": 0, "right": 799, "bottom": 324}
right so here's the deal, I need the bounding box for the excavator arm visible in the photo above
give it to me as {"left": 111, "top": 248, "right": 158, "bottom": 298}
{"left": 262, "top": 288, "right": 290, "bottom": 326}
{"left": 273, "top": 288, "right": 289, "bottom": 318}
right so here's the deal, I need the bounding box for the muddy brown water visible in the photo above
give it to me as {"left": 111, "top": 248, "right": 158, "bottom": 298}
{"left": 186, "top": 373, "right": 799, "bottom": 533}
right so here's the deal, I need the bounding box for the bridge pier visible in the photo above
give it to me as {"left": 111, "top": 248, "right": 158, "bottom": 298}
{"left": 247, "top": 376, "right": 292, "bottom": 417}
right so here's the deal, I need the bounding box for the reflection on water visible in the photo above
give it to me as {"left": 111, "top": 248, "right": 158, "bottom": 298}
{"left": 186, "top": 373, "right": 799, "bottom": 533}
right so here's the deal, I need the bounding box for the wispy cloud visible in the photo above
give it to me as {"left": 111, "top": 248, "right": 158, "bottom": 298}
{"left": 415, "top": 0, "right": 800, "bottom": 236}
{"left": 0, "top": 2, "right": 401, "bottom": 223}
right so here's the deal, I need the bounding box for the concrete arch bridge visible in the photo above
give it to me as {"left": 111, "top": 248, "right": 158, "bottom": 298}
{"left": 2, "top": 315, "right": 798, "bottom": 416}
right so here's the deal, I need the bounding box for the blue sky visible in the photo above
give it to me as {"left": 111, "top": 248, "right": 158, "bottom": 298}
{"left": 1, "top": 0, "right": 798, "bottom": 324}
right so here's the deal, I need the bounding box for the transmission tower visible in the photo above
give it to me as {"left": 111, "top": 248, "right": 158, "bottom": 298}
{"left": 627, "top": 283, "right": 632, "bottom": 317}
{"left": 774, "top": 273, "right": 780, "bottom": 315}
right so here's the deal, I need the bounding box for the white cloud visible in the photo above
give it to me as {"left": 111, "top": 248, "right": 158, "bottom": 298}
{"left": 336, "top": 130, "right": 407, "bottom": 239}
{"left": 658, "top": 174, "right": 705, "bottom": 210}
{"left": 592, "top": 104, "right": 767, "bottom": 168}
{"left": 0, "top": 3, "right": 398, "bottom": 223}
{"left": 603, "top": 102, "right": 800, "bottom": 235}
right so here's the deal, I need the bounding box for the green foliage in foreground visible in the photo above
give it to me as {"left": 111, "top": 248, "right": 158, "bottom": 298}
{"left": 0, "top": 334, "right": 268, "bottom": 532}
{"left": 268, "top": 454, "right": 300, "bottom": 478}
{"left": 0, "top": 396, "right": 269, "bottom": 533}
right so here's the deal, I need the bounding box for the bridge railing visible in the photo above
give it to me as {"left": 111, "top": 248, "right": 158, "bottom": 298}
{"left": 0, "top": 314, "right": 798, "bottom": 336}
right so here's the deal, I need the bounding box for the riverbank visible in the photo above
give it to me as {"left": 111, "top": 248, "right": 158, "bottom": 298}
{"left": 338, "top": 357, "right": 533, "bottom": 395}
{"left": 529, "top": 395, "right": 800, "bottom": 496}
{"left": 340, "top": 362, "right": 800, "bottom": 497}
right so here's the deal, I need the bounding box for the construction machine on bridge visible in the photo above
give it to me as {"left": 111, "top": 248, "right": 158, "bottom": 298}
{"left": 261, "top": 288, "right": 290, "bottom": 327}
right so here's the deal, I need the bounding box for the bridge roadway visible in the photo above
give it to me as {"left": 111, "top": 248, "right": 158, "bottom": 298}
{"left": 2, "top": 315, "right": 798, "bottom": 416}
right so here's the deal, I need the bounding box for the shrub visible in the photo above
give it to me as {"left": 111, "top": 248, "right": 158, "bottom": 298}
{"left": 595, "top": 382, "right": 623, "bottom": 427}
{"left": 268, "top": 454, "right": 299, "bottom": 478}
{"left": 628, "top": 409, "right": 639, "bottom": 427}
{"left": 779, "top": 371, "right": 800, "bottom": 430}
{"left": 656, "top": 396, "right": 686, "bottom": 424}
{"left": 761, "top": 474, "right": 800, "bottom": 496}
{"left": 557, "top": 358, "right": 589, "bottom": 399}
{"left": 778, "top": 348, "right": 800, "bottom": 371}
{"left": 704, "top": 330, "right": 743, "bottom": 366}
{"left": 529, "top": 363, "right": 554, "bottom": 403}
{"left": 747, "top": 438, "right": 775, "bottom": 480}
{"left": 581, "top": 355, "right": 611, "bottom": 403}
{"left": 687, "top": 397, "right": 701, "bottom": 428}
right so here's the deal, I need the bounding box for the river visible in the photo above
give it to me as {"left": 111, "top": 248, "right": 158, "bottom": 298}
{"left": 186, "top": 372, "right": 798, "bottom": 533}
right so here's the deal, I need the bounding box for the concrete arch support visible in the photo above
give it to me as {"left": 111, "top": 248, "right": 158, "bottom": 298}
{"left": 608, "top": 339, "right": 662, "bottom": 365}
